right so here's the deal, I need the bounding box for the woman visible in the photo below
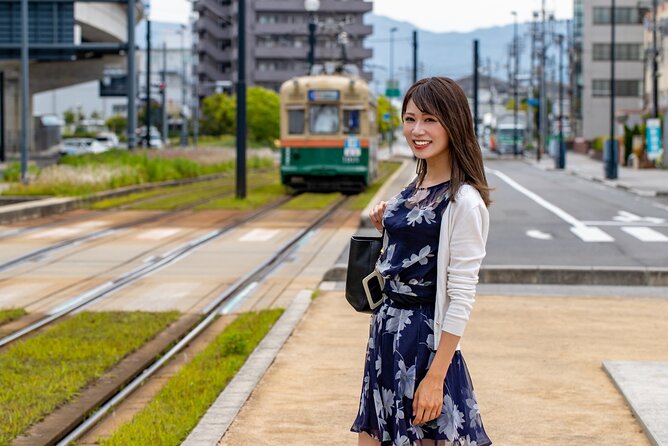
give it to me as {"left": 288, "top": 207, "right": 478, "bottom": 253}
{"left": 351, "top": 77, "right": 492, "bottom": 446}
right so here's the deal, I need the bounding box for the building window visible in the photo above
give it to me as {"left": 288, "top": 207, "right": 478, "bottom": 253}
{"left": 592, "top": 43, "right": 642, "bottom": 61}
{"left": 592, "top": 7, "right": 642, "bottom": 24}
{"left": 592, "top": 79, "right": 641, "bottom": 97}
{"left": 288, "top": 109, "right": 305, "bottom": 134}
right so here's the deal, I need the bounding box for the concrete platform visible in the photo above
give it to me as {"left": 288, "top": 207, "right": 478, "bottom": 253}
{"left": 603, "top": 361, "right": 668, "bottom": 446}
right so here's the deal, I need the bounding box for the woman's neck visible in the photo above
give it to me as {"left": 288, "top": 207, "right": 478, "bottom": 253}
{"left": 422, "top": 153, "right": 452, "bottom": 186}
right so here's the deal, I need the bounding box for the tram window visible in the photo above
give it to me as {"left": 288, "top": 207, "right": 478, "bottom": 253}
{"left": 288, "top": 109, "right": 305, "bottom": 134}
{"left": 309, "top": 105, "right": 339, "bottom": 134}
{"left": 343, "top": 109, "right": 360, "bottom": 134}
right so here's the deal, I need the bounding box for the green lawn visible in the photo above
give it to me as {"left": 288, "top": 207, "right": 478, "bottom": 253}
{"left": 100, "top": 309, "right": 283, "bottom": 446}
{"left": 0, "top": 311, "right": 180, "bottom": 445}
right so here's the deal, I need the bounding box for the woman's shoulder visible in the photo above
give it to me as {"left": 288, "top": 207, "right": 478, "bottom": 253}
{"left": 453, "top": 184, "right": 484, "bottom": 208}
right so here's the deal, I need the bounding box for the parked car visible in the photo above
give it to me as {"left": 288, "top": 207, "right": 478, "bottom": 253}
{"left": 95, "top": 132, "right": 120, "bottom": 150}
{"left": 137, "top": 126, "right": 164, "bottom": 149}
{"left": 58, "top": 138, "right": 108, "bottom": 156}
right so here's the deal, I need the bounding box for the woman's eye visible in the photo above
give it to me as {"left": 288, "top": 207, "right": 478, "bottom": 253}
{"left": 404, "top": 117, "right": 414, "bottom": 122}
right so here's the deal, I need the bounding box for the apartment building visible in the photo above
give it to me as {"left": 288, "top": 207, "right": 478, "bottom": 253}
{"left": 195, "top": 0, "right": 373, "bottom": 96}
{"left": 644, "top": 2, "right": 668, "bottom": 111}
{"left": 580, "top": 0, "right": 646, "bottom": 140}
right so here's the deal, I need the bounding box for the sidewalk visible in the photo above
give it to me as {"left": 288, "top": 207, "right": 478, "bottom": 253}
{"left": 524, "top": 150, "right": 668, "bottom": 197}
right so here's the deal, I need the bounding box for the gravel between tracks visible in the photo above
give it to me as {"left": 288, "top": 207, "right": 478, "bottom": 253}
{"left": 219, "top": 290, "right": 668, "bottom": 445}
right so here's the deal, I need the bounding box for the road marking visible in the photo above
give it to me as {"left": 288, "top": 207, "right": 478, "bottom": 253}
{"left": 613, "top": 211, "right": 665, "bottom": 224}
{"left": 239, "top": 228, "right": 280, "bottom": 242}
{"left": 29, "top": 227, "right": 82, "bottom": 239}
{"left": 488, "top": 169, "right": 614, "bottom": 242}
{"left": 526, "top": 229, "right": 553, "bottom": 240}
{"left": 136, "top": 228, "right": 182, "bottom": 240}
{"left": 571, "top": 226, "right": 615, "bottom": 242}
{"left": 581, "top": 221, "right": 668, "bottom": 227}
{"left": 621, "top": 226, "right": 668, "bottom": 242}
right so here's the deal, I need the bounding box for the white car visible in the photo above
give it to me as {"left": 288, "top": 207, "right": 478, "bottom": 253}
{"left": 95, "top": 132, "right": 120, "bottom": 150}
{"left": 58, "top": 138, "right": 109, "bottom": 156}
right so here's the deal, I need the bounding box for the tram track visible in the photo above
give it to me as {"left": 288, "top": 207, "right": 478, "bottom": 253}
{"left": 9, "top": 195, "right": 350, "bottom": 446}
{"left": 0, "top": 177, "right": 278, "bottom": 274}
{"left": 0, "top": 192, "right": 298, "bottom": 349}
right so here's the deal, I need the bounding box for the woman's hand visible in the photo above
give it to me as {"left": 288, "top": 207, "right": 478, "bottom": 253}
{"left": 369, "top": 201, "right": 387, "bottom": 232}
{"left": 412, "top": 373, "right": 444, "bottom": 425}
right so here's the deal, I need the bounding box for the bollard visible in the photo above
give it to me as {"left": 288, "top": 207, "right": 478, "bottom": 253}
{"left": 604, "top": 139, "right": 619, "bottom": 179}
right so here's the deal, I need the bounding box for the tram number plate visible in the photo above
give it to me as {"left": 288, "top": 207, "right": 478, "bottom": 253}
{"left": 343, "top": 136, "right": 361, "bottom": 163}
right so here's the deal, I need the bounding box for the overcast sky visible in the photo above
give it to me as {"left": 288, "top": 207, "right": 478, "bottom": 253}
{"left": 149, "top": 0, "right": 573, "bottom": 32}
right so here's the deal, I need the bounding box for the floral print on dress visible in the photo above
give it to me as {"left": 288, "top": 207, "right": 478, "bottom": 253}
{"left": 351, "top": 181, "right": 492, "bottom": 446}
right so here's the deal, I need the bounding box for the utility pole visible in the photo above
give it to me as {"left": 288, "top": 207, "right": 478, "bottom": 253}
{"left": 236, "top": 0, "right": 247, "bottom": 198}
{"left": 512, "top": 11, "right": 519, "bottom": 156}
{"left": 127, "top": 0, "right": 137, "bottom": 150}
{"left": 179, "top": 25, "right": 187, "bottom": 147}
{"left": 473, "top": 39, "right": 479, "bottom": 136}
{"left": 145, "top": 18, "right": 152, "bottom": 147}
{"left": 412, "top": 30, "right": 418, "bottom": 84}
{"left": 652, "top": 0, "right": 659, "bottom": 118}
{"left": 0, "top": 72, "right": 4, "bottom": 163}
{"left": 539, "top": 0, "right": 546, "bottom": 162}
{"left": 606, "top": 0, "right": 618, "bottom": 179}
{"left": 161, "top": 42, "right": 167, "bottom": 147}
{"left": 191, "top": 14, "right": 199, "bottom": 148}
{"left": 20, "top": 0, "right": 28, "bottom": 183}
{"left": 557, "top": 34, "right": 565, "bottom": 169}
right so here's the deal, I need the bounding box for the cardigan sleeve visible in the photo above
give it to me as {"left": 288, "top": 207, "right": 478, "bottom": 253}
{"left": 441, "top": 196, "right": 489, "bottom": 337}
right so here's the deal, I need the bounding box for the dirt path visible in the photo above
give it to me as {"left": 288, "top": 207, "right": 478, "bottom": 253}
{"left": 219, "top": 291, "right": 668, "bottom": 445}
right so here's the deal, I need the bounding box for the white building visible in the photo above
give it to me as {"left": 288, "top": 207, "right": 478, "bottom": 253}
{"left": 581, "top": 0, "right": 646, "bottom": 140}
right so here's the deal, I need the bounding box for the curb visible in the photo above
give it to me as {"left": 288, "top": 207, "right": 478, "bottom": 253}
{"left": 324, "top": 264, "right": 668, "bottom": 286}
{"left": 183, "top": 290, "right": 312, "bottom": 446}
{"left": 0, "top": 172, "right": 230, "bottom": 224}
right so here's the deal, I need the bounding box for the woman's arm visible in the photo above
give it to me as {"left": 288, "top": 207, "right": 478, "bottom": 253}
{"left": 412, "top": 331, "right": 460, "bottom": 424}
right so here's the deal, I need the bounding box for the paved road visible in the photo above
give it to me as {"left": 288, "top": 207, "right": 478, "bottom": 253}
{"left": 485, "top": 158, "right": 668, "bottom": 267}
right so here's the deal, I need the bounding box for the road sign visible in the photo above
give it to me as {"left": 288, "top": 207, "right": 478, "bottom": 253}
{"left": 646, "top": 118, "right": 662, "bottom": 161}
{"left": 383, "top": 112, "right": 391, "bottom": 121}
{"left": 386, "top": 79, "right": 400, "bottom": 98}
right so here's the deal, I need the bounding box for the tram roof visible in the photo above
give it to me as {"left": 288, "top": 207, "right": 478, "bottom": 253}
{"left": 279, "top": 74, "right": 371, "bottom": 98}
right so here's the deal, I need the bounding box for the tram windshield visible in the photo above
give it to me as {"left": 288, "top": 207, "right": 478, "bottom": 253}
{"left": 343, "top": 109, "right": 360, "bottom": 134}
{"left": 309, "top": 105, "right": 339, "bottom": 134}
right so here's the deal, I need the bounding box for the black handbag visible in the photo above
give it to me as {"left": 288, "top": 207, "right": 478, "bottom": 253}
{"left": 345, "top": 231, "right": 385, "bottom": 313}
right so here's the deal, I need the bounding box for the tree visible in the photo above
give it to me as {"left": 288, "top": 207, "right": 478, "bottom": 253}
{"left": 247, "top": 86, "right": 280, "bottom": 145}
{"left": 106, "top": 115, "right": 127, "bottom": 135}
{"left": 199, "top": 86, "right": 279, "bottom": 145}
{"left": 377, "top": 96, "right": 399, "bottom": 138}
{"left": 63, "top": 109, "right": 76, "bottom": 126}
{"left": 200, "top": 93, "right": 236, "bottom": 136}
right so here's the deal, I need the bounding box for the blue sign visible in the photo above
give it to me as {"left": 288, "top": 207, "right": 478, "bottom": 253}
{"left": 308, "top": 89, "right": 340, "bottom": 102}
{"left": 343, "top": 136, "right": 361, "bottom": 163}
{"left": 383, "top": 112, "right": 391, "bottom": 121}
{"left": 646, "top": 118, "right": 662, "bottom": 161}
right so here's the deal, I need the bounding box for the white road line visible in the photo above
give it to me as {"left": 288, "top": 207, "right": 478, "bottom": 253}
{"left": 488, "top": 168, "right": 614, "bottom": 243}
{"left": 526, "top": 229, "right": 553, "bottom": 240}
{"left": 239, "top": 228, "right": 280, "bottom": 242}
{"left": 621, "top": 226, "right": 668, "bottom": 242}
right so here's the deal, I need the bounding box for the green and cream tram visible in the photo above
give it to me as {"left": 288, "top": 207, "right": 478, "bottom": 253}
{"left": 279, "top": 65, "right": 378, "bottom": 193}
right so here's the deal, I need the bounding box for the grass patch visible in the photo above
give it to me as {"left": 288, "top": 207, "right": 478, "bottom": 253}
{"left": 0, "top": 308, "right": 27, "bottom": 326}
{"left": 0, "top": 311, "right": 180, "bottom": 445}
{"left": 347, "top": 161, "right": 402, "bottom": 210}
{"left": 100, "top": 309, "right": 283, "bottom": 446}
{"left": 169, "top": 135, "right": 271, "bottom": 149}
{"left": 1, "top": 151, "right": 274, "bottom": 197}
{"left": 195, "top": 183, "right": 287, "bottom": 210}
{"left": 89, "top": 187, "right": 180, "bottom": 210}
{"left": 280, "top": 192, "right": 342, "bottom": 210}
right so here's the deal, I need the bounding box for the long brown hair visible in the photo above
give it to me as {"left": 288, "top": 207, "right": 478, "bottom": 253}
{"left": 402, "top": 77, "right": 491, "bottom": 207}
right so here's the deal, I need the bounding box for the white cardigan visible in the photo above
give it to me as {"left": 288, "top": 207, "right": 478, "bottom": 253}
{"left": 434, "top": 184, "right": 489, "bottom": 348}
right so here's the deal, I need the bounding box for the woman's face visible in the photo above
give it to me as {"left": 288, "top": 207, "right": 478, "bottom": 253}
{"left": 402, "top": 99, "right": 449, "bottom": 161}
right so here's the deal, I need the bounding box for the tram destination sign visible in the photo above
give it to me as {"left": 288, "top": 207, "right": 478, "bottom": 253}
{"left": 308, "top": 90, "right": 340, "bottom": 102}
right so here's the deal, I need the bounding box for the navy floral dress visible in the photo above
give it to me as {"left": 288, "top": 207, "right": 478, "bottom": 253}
{"left": 351, "top": 181, "right": 492, "bottom": 446}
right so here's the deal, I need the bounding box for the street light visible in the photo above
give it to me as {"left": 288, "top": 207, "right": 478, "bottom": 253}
{"left": 605, "top": 0, "right": 618, "bottom": 179}
{"left": 304, "top": 0, "right": 320, "bottom": 73}
{"left": 389, "top": 26, "right": 398, "bottom": 152}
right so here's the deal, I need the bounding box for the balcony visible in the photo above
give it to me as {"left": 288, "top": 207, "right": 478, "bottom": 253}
{"left": 198, "top": 40, "right": 232, "bottom": 63}
{"left": 254, "top": 69, "right": 307, "bottom": 83}
{"left": 196, "top": 0, "right": 232, "bottom": 21}
{"left": 255, "top": 46, "right": 306, "bottom": 59}
{"left": 197, "top": 15, "right": 232, "bottom": 41}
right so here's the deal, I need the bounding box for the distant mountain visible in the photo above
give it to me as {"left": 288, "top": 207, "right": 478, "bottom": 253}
{"left": 364, "top": 13, "right": 568, "bottom": 95}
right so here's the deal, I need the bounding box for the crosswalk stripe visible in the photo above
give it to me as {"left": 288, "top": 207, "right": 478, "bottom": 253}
{"left": 570, "top": 226, "right": 615, "bottom": 242}
{"left": 621, "top": 226, "right": 668, "bottom": 242}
